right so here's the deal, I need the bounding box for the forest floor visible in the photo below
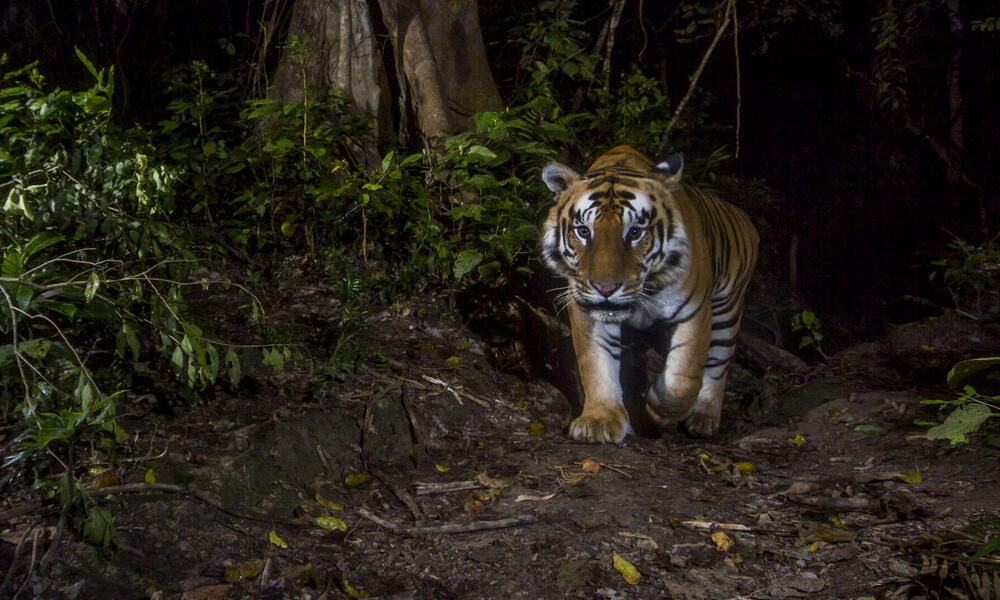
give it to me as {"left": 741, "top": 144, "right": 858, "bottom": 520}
{"left": 3, "top": 269, "right": 1000, "bottom": 600}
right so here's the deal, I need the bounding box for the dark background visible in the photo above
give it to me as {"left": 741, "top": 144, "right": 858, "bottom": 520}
{"left": 3, "top": 0, "right": 997, "bottom": 335}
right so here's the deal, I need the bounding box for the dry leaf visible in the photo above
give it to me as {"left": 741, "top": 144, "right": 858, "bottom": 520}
{"left": 581, "top": 459, "right": 600, "bottom": 473}
{"left": 342, "top": 573, "right": 370, "bottom": 598}
{"left": 515, "top": 492, "right": 557, "bottom": 502}
{"left": 315, "top": 491, "right": 343, "bottom": 511}
{"left": 782, "top": 481, "right": 817, "bottom": 495}
{"left": 223, "top": 559, "right": 264, "bottom": 583}
{"left": 344, "top": 473, "right": 373, "bottom": 488}
{"left": 711, "top": 531, "right": 734, "bottom": 552}
{"left": 613, "top": 552, "right": 641, "bottom": 585}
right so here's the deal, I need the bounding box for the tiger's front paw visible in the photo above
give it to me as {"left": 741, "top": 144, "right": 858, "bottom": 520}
{"left": 569, "top": 406, "right": 632, "bottom": 443}
{"left": 681, "top": 409, "right": 721, "bottom": 437}
{"left": 644, "top": 375, "right": 699, "bottom": 425}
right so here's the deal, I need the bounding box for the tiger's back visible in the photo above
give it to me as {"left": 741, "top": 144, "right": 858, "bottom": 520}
{"left": 541, "top": 145, "right": 758, "bottom": 441}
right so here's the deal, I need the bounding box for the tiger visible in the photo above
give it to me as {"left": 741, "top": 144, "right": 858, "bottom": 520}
{"left": 540, "top": 145, "right": 758, "bottom": 442}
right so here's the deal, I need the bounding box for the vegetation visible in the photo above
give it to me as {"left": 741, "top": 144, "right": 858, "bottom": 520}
{"left": 2, "top": 0, "right": 997, "bottom": 553}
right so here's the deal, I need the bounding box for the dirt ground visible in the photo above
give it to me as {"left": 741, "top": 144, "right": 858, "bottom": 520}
{"left": 2, "top": 282, "right": 1000, "bottom": 600}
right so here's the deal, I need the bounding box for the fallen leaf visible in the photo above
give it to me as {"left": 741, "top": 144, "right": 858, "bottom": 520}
{"left": 281, "top": 563, "right": 320, "bottom": 588}
{"left": 787, "top": 434, "right": 806, "bottom": 446}
{"left": 344, "top": 473, "right": 373, "bottom": 488}
{"left": 515, "top": 492, "right": 557, "bottom": 502}
{"left": 613, "top": 552, "right": 641, "bottom": 585}
{"left": 342, "top": 573, "right": 370, "bottom": 598}
{"left": 782, "top": 481, "right": 817, "bottom": 495}
{"left": 581, "top": 459, "right": 600, "bottom": 473}
{"left": 797, "top": 523, "right": 856, "bottom": 545}
{"left": 900, "top": 466, "right": 925, "bottom": 484}
{"left": 711, "top": 531, "right": 734, "bottom": 552}
{"left": 315, "top": 491, "right": 343, "bottom": 511}
{"left": 268, "top": 529, "right": 288, "bottom": 549}
{"left": 853, "top": 424, "right": 889, "bottom": 435}
{"left": 444, "top": 356, "right": 462, "bottom": 367}
{"left": 144, "top": 468, "right": 156, "bottom": 484}
{"left": 463, "top": 495, "right": 485, "bottom": 514}
{"left": 733, "top": 461, "right": 755, "bottom": 473}
{"left": 435, "top": 463, "right": 451, "bottom": 473}
{"left": 557, "top": 559, "right": 595, "bottom": 594}
{"left": 91, "top": 472, "right": 121, "bottom": 489}
{"left": 223, "top": 559, "right": 264, "bottom": 583}
{"left": 456, "top": 342, "right": 471, "bottom": 351}
{"left": 315, "top": 516, "right": 347, "bottom": 531}
{"left": 527, "top": 422, "right": 546, "bottom": 436}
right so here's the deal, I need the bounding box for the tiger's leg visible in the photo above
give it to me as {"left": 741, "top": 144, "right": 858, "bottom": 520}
{"left": 645, "top": 305, "right": 711, "bottom": 426}
{"left": 683, "top": 307, "right": 745, "bottom": 436}
{"left": 568, "top": 303, "right": 632, "bottom": 443}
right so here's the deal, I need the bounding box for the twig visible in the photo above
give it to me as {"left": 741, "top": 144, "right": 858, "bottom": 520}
{"left": 677, "top": 519, "right": 795, "bottom": 536}
{"left": 413, "top": 480, "right": 484, "bottom": 496}
{"left": 11, "top": 527, "right": 40, "bottom": 600}
{"left": 358, "top": 508, "right": 536, "bottom": 536}
{"left": 371, "top": 467, "right": 424, "bottom": 521}
{"left": 0, "top": 518, "right": 40, "bottom": 598}
{"left": 38, "top": 502, "right": 70, "bottom": 574}
{"left": 658, "top": 0, "right": 735, "bottom": 155}
{"left": 83, "top": 483, "right": 308, "bottom": 527}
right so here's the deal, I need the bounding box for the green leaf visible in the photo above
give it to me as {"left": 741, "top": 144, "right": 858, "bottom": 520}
{"left": 465, "top": 145, "right": 497, "bottom": 163}
{"left": 453, "top": 249, "right": 483, "bottom": 279}
{"left": 18, "top": 338, "right": 52, "bottom": 361}
{"left": 969, "top": 536, "right": 1000, "bottom": 561}
{"left": 75, "top": 47, "right": 100, "bottom": 81}
{"left": 171, "top": 345, "right": 184, "bottom": 370}
{"left": 84, "top": 270, "right": 100, "bottom": 303}
{"left": 925, "top": 404, "right": 993, "bottom": 445}
{"left": 380, "top": 150, "right": 394, "bottom": 173}
{"left": 82, "top": 508, "right": 117, "bottom": 547}
{"left": 225, "top": 348, "right": 241, "bottom": 385}
{"left": 23, "top": 232, "right": 64, "bottom": 260}
{"left": 316, "top": 516, "right": 348, "bottom": 531}
{"left": 1, "top": 251, "right": 23, "bottom": 278}
{"left": 947, "top": 357, "right": 1000, "bottom": 388}
{"left": 37, "top": 424, "right": 75, "bottom": 448}
{"left": 269, "top": 529, "right": 288, "bottom": 548}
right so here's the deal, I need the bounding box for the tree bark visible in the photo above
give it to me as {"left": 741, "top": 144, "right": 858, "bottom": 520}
{"left": 376, "top": 0, "right": 503, "bottom": 145}
{"left": 271, "top": 0, "right": 503, "bottom": 150}
{"left": 270, "top": 0, "right": 383, "bottom": 121}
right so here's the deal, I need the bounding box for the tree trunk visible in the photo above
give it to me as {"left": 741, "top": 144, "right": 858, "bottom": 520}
{"left": 271, "top": 0, "right": 503, "bottom": 151}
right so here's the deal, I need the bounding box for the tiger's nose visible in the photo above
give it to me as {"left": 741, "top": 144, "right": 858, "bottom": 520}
{"left": 590, "top": 280, "right": 622, "bottom": 298}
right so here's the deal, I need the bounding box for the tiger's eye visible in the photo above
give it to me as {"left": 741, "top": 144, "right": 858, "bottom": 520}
{"left": 575, "top": 225, "right": 591, "bottom": 240}
{"left": 628, "top": 226, "right": 644, "bottom": 241}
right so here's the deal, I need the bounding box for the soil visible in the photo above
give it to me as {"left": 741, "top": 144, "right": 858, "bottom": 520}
{"left": 2, "top": 277, "right": 1000, "bottom": 600}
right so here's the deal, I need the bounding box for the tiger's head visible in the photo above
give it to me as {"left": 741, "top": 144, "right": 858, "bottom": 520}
{"left": 540, "top": 146, "right": 690, "bottom": 323}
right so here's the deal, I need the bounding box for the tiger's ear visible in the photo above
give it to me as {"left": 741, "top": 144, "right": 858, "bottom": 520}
{"left": 653, "top": 154, "right": 683, "bottom": 184}
{"left": 541, "top": 162, "right": 580, "bottom": 194}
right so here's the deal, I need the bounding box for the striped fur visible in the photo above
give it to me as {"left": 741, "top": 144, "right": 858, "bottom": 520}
{"left": 541, "top": 146, "right": 758, "bottom": 442}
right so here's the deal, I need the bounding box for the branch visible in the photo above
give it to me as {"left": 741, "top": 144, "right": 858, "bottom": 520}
{"left": 658, "top": 0, "right": 735, "bottom": 155}
{"left": 358, "top": 508, "right": 536, "bottom": 536}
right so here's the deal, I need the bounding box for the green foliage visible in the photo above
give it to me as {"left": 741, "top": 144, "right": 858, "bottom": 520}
{"left": 921, "top": 358, "right": 1000, "bottom": 445}
{"left": 790, "top": 310, "right": 828, "bottom": 359}
{"left": 0, "top": 53, "right": 261, "bottom": 518}
{"left": 970, "top": 17, "right": 1000, "bottom": 33}
{"left": 929, "top": 235, "right": 1000, "bottom": 318}
{"left": 507, "top": 1, "right": 687, "bottom": 160}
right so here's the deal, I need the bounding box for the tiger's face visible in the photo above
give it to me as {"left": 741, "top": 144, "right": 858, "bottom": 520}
{"left": 541, "top": 149, "right": 688, "bottom": 323}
